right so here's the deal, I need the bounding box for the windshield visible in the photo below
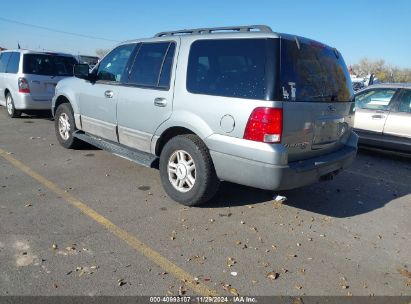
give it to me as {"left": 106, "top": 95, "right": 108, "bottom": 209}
{"left": 280, "top": 37, "right": 353, "bottom": 102}
{"left": 23, "top": 54, "right": 77, "bottom": 76}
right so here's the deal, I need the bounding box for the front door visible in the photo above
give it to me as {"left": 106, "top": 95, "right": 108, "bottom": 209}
{"left": 79, "top": 44, "right": 135, "bottom": 142}
{"left": 117, "top": 40, "right": 178, "bottom": 153}
{"left": 354, "top": 88, "right": 398, "bottom": 133}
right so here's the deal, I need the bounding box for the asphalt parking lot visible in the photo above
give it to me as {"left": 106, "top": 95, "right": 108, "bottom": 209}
{"left": 0, "top": 107, "right": 410, "bottom": 297}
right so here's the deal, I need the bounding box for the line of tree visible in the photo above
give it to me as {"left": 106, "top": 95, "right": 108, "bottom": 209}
{"left": 95, "top": 48, "right": 110, "bottom": 58}
{"left": 351, "top": 58, "right": 411, "bottom": 83}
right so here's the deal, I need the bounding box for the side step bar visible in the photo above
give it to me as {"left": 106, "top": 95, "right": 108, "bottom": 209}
{"left": 73, "top": 131, "right": 158, "bottom": 168}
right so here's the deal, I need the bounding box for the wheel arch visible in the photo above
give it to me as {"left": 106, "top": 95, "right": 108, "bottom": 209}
{"left": 53, "top": 94, "right": 81, "bottom": 129}
{"left": 4, "top": 88, "right": 11, "bottom": 99}
{"left": 154, "top": 126, "right": 196, "bottom": 156}
{"left": 54, "top": 95, "right": 70, "bottom": 113}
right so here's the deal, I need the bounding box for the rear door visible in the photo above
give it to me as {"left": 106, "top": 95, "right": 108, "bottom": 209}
{"left": 383, "top": 89, "right": 411, "bottom": 140}
{"left": 22, "top": 53, "right": 77, "bottom": 101}
{"left": 279, "top": 37, "right": 355, "bottom": 161}
{"left": 354, "top": 88, "right": 398, "bottom": 133}
{"left": 117, "top": 40, "right": 177, "bottom": 153}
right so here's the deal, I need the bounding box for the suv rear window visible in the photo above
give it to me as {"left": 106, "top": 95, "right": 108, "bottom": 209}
{"left": 23, "top": 54, "right": 77, "bottom": 76}
{"left": 187, "top": 39, "right": 276, "bottom": 100}
{"left": 280, "top": 37, "right": 353, "bottom": 102}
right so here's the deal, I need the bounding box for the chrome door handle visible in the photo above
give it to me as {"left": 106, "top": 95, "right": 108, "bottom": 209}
{"left": 371, "top": 115, "right": 385, "bottom": 119}
{"left": 154, "top": 97, "right": 167, "bottom": 107}
{"left": 104, "top": 90, "right": 114, "bottom": 98}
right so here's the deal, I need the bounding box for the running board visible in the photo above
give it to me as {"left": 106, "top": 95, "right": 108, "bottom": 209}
{"left": 73, "top": 131, "right": 158, "bottom": 168}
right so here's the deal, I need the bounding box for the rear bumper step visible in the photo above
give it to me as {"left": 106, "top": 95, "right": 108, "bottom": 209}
{"left": 73, "top": 131, "right": 158, "bottom": 168}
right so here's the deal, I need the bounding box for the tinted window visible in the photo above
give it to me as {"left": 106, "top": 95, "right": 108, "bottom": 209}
{"left": 128, "top": 42, "right": 171, "bottom": 87}
{"left": 0, "top": 52, "right": 11, "bottom": 73}
{"left": 355, "top": 89, "right": 396, "bottom": 110}
{"left": 281, "top": 38, "right": 353, "bottom": 102}
{"left": 97, "top": 44, "right": 135, "bottom": 82}
{"left": 158, "top": 43, "right": 176, "bottom": 88}
{"left": 398, "top": 90, "right": 411, "bottom": 113}
{"left": 23, "top": 54, "right": 77, "bottom": 76}
{"left": 6, "top": 52, "right": 20, "bottom": 73}
{"left": 187, "top": 39, "right": 269, "bottom": 99}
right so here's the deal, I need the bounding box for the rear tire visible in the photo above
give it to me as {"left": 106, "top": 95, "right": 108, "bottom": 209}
{"left": 6, "top": 93, "right": 21, "bottom": 118}
{"left": 159, "top": 134, "right": 220, "bottom": 206}
{"left": 54, "top": 103, "right": 81, "bottom": 149}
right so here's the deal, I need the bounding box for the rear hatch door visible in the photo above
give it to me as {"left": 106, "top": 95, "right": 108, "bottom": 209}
{"left": 279, "top": 35, "right": 355, "bottom": 162}
{"left": 23, "top": 53, "right": 77, "bottom": 101}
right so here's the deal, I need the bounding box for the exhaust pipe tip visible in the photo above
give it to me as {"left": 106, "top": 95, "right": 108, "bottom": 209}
{"left": 320, "top": 169, "right": 341, "bottom": 181}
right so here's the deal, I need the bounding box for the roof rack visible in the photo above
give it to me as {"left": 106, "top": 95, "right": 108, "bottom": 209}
{"left": 155, "top": 25, "right": 273, "bottom": 37}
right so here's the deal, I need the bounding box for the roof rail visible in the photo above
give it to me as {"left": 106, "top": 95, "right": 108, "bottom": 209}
{"left": 155, "top": 25, "right": 273, "bottom": 37}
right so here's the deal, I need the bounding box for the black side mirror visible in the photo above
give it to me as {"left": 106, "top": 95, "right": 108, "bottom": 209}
{"left": 73, "top": 64, "right": 90, "bottom": 79}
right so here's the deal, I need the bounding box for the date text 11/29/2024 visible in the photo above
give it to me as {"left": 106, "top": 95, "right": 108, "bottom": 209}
{"left": 149, "top": 296, "right": 257, "bottom": 303}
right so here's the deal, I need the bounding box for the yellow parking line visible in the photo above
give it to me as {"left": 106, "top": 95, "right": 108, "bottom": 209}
{"left": 0, "top": 148, "right": 219, "bottom": 297}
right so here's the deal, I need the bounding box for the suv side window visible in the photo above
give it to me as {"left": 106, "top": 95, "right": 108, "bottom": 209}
{"left": 397, "top": 89, "right": 411, "bottom": 113}
{"left": 96, "top": 44, "right": 135, "bottom": 82}
{"left": 187, "top": 39, "right": 268, "bottom": 99}
{"left": 0, "top": 52, "right": 11, "bottom": 73}
{"left": 128, "top": 42, "right": 175, "bottom": 88}
{"left": 6, "top": 52, "right": 20, "bottom": 74}
{"left": 355, "top": 89, "right": 396, "bottom": 110}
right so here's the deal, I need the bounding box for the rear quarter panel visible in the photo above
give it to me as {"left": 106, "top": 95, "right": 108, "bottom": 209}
{"left": 158, "top": 34, "right": 282, "bottom": 141}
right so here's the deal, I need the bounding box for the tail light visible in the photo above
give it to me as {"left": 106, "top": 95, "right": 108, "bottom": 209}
{"left": 243, "top": 107, "right": 283, "bottom": 143}
{"left": 18, "top": 77, "right": 30, "bottom": 93}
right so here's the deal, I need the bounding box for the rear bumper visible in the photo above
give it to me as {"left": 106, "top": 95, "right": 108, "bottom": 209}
{"left": 13, "top": 93, "right": 52, "bottom": 110}
{"left": 209, "top": 132, "right": 358, "bottom": 191}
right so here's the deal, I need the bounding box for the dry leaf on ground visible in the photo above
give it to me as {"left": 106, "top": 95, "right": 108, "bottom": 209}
{"left": 266, "top": 271, "right": 279, "bottom": 280}
{"left": 398, "top": 268, "right": 411, "bottom": 278}
{"left": 229, "top": 287, "right": 239, "bottom": 296}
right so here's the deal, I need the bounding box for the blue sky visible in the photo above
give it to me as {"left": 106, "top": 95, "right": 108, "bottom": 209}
{"left": 1, "top": 0, "right": 410, "bottom": 67}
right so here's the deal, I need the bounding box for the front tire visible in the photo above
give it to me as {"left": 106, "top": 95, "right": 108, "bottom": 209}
{"left": 54, "top": 103, "right": 81, "bottom": 149}
{"left": 159, "top": 134, "right": 220, "bottom": 206}
{"left": 6, "top": 93, "right": 21, "bottom": 118}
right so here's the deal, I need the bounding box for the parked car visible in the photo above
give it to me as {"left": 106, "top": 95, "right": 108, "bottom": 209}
{"left": 52, "top": 25, "right": 358, "bottom": 206}
{"left": 351, "top": 74, "right": 377, "bottom": 92}
{"left": 354, "top": 83, "right": 411, "bottom": 152}
{"left": 76, "top": 55, "right": 99, "bottom": 71}
{"left": 0, "top": 50, "right": 77, "bottom": 118}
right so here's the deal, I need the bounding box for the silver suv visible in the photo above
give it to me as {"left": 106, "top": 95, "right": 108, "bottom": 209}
{"left": 52, "top": 25, "right": 358, "bottom": 206}
{"left": 0, "top": 49, "right": 77, "bottom": 117}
